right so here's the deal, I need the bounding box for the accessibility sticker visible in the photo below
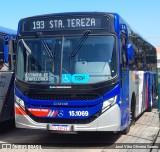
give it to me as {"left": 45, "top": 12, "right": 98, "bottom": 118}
{"left": 62, "top": 74, "right": 72, "bottom": 83}
{"left": 62, "top": 74, "right": 89, "bottom": 83}
{"left": 71, "top": 74, "right": 89, "bottom": 83}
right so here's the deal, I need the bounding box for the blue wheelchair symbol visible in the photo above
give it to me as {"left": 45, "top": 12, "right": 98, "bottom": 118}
{"left": 62, "top": 74, "right": 72, "bottom": 83}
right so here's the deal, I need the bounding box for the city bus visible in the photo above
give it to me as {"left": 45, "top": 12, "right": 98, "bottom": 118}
{"left": 15, "top": 12, "right": 157, "bottom": 134}
{"left": 0, "top": 26, "right": 16, "bottom": 123}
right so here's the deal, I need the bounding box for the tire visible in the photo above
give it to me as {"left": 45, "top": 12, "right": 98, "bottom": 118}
{"left": 147, "top": 88, "right": 153, "bottom": 112}
{"left": 131, "top": 94, "right": 136, "bottom": 125}
{"left": 121, "top": 93, "right": 136, "bottom": 135}
{"left": 147, "top": 106, "right": 152, "bottom": 112}
{"left": 122, "top": 124, "right": 130, "bottom": 135}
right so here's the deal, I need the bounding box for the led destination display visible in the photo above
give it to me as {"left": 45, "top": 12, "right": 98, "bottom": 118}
{"left": 22, "top": 15, "right": 111, "bottom": 32}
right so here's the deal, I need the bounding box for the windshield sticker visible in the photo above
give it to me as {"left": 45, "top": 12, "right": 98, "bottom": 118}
{"left": 49, "top": 86, "right": 72, "bottom": 89}
{"left": 62, "top": 74, "right": 72, "bottom": 83}
{"left": 25, "top": 72, "right": 49, "bottom": 82}
{"left": 72, "top": 74, "right": 89, "bottom": 83}
{"left": 62, "top": 74, "right": 89, "bottom": 84}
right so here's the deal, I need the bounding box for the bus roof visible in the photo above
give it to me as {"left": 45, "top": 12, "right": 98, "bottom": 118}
{"left": 0, "top": 26, "right": 17, "bottom": 35}
{"left": 20, "top": 12, "right": 114, "bottom": 19}
{"left": 18, "top": 12, "right": 155, "bottom": 48}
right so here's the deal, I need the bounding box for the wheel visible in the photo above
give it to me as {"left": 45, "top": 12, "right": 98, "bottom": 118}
{"left": 147, "top": 106, "right": 152, "bottom": 112}
{"left": 147, "top": 88, "right": 153, "bottom": 112}
{"left": 122, "top": 124, "right": 130, "bottom": 135}
{"left": 131, "top": 94, "right": 136, "bottom": 125}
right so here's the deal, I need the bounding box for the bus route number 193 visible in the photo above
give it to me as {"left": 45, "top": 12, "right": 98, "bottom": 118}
{"left": 69, "top": 111, "right": 89, "bottom": 117}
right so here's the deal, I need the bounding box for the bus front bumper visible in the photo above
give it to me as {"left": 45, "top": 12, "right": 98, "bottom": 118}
{"left": 15, "top": 103, "right": 121, "bottom": 132}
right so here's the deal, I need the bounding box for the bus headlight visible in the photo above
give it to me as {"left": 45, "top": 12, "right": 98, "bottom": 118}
{"left": 15, "top": 95, "right": 25, "bottom": 109}
{"left": 102, "top": 96, "right": 117, "bottom": 113}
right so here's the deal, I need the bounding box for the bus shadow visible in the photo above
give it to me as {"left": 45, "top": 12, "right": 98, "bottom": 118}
{"left": 0, "top": 128, "right": 122, "bottom": 148}
{"left": 0, "top": 120, "right": 15, "bottom": 134}
{"left": 34, "top": 131, "right": 122, "bottom": 148}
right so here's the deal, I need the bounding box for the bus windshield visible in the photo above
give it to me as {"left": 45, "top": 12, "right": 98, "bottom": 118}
{"left": 16, "top": 35, "right": 117, "bottom": 84}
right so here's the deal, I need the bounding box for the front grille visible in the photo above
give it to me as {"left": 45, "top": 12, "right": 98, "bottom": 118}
{"left": 25, "top": 93, "right": 101, "bottom": 124}
{"left": 26, "top": 93, "right": 99, "bottom": 101}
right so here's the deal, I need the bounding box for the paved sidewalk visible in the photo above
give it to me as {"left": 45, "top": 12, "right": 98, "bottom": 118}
{"left": 105, "top": 100, "right": 160, "bottom": 152}
{"left": 151, "top": 103, "right": 160, "bottom": 152}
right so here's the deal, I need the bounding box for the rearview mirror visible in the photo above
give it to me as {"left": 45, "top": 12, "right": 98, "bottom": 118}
{"left": 126, "top": 44, "right": 134, "bottom": 60}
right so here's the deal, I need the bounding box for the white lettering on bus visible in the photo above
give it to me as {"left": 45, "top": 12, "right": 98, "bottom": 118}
{"left": 81, "top": 18, "right": 85, "bottom": 26}
{"left": 76, "top": 19, "right": 80, "bottom": 27}
{"left": 71, "top": 19, "right": 76, "bottom": 27}
{"left": 67, "top": 18, "right": 96, "bottom": 28}
{"left": 49, "top": 20, "right": 63, "bottom": 28}
{"left": 33, "top": 21, "right": 44, "bottom": 30}
{"left": 87, "top": 18, "right": 95, "bottom": 26}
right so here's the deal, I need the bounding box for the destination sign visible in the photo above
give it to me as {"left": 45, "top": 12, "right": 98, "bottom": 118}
{"left": 22, "top": 16, "right": 110, "bottom": 32}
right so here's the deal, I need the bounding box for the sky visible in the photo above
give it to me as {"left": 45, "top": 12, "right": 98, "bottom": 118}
{"left": 0, "top": 0, "right": 160, "bottom": 47}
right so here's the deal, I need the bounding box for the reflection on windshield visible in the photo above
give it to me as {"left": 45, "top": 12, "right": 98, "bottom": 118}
{"left": 16, "top": 36, "right": 116, "bottom": 84}
{"left": 62, "top": 36, "right": 116, "bottom": 83}
{"left": 16, "top": 38, "right": 62, "bottom": 84}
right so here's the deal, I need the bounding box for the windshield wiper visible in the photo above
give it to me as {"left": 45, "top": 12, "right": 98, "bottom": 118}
{"left": 70, "top": 30, "right": 91, "bottom": 58}
{"left": 21, "top": 39, "right": 32, "bottom": 55}
{"left": 37, "top": 32, "right": 55, "bottom": 60}
{"left": 21, "top": 39, "right": 41, "bottom": 65}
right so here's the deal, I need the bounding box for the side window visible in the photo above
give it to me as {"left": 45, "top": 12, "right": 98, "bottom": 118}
{"left": 0, "top": 36, "right": 4, "bottom": 61}
{"left": 4, "top": 37, "right": 13, "bottom": 71}
{"left": 120, "top": 35, "right": 128, "bottom": 70}
{"left": 0, "top": 36, "right": 4, "bottom": 70}
{"left": 8, "top": 39, "right": 16, "bottom": 70}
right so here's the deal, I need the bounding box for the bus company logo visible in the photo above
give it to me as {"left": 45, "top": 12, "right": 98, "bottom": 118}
{"left": 47, "top": 110, "right": 58, "bottom": 117}
{"left": 47, "top": 110, "right": 64, "bottom": 117}
{"left": 57, "top": 110, "right": 64, "bottom": 117}
{"left": 53, "top": 102, "right": 68, "bottom": 106}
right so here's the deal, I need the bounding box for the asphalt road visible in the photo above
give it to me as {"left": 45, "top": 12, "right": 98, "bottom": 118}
{"left": 0, "top": 124, "right": 121, "bottom": 152}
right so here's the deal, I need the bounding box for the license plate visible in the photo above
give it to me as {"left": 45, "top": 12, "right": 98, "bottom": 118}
{"left": 51, "top": 124, "right": 70, "bottom": 131}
